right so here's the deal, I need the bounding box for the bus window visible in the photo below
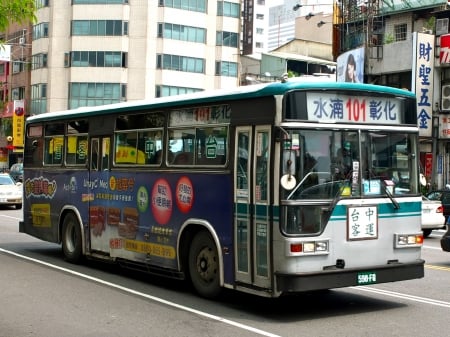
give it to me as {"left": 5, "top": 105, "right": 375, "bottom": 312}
{"left": 169, "top": 129, "right": 195, "bottom": 165}
{"left": 44, "top": 123, "right": 65, "bottom": 165}
{"left": 101, "top": 137, "right": 110, "bottom": 170}
{"left": 115, "top": 130, "right": 162, "bottom": 165}
{"left": 66, "top": 135, "right": 88, "bottom": 166}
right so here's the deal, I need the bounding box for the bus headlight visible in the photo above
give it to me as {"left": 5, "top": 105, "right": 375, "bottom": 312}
{"left": 394, "top": 233, "right": 423, "bottom": 248}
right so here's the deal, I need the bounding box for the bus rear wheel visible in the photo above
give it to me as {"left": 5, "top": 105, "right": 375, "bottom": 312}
{"left": 188, "top": 230, "right": 221, "bottom": 298}
{"left": 62, "top": 213, "right": 82, "bottom": 263}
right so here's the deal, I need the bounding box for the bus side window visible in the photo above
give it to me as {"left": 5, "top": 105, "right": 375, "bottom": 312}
{"left": 44, "top": 136, "right": 64, "bottom": 165}
{"left": 91, "top": 139, "right": 99, "bottom": 170}
{"left": 101, "top": 137, "right": 110, "bottom": 170}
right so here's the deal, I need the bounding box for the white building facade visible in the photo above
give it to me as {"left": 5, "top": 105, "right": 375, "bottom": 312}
{"left": 30, "top": 0, "right": 241, "bottom": 114}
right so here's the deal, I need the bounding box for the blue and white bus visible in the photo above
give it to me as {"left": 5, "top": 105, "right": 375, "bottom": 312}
{"left": 20, "top": 80, "right": 424, "bottom": 298}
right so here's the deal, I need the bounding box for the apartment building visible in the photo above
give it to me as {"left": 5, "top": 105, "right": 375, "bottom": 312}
{"left": 29, "top": 0, "right": 241, "bottom": 115}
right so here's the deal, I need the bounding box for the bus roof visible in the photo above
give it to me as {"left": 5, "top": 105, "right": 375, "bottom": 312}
{"left": 26, "top": 81, "right": 416, "bottom": 124}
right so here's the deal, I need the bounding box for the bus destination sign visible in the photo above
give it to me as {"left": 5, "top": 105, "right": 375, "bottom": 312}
{"left": 306, "top": 93, "right": 402, "bottom": 125}
{"left": 170, "top": 105, "right": 231, "bottom": 126}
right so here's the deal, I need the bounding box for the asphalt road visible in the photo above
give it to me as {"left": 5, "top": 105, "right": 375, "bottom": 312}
{"left": 1, "top": 207, "right": 450, "bottom": 337}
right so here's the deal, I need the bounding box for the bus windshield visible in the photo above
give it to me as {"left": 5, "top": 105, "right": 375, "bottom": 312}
{"left": 281, "top": 129, "right": 418, "bottom": 200}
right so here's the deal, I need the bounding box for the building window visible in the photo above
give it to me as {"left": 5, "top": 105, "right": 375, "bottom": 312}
{"left": 155, "top": 85, "right": 203, "bottom": 97}
{"left": 215, "top": 61, "right": 238, "bottom": 77}
{"left": 70, "top": 51, "right": 126, "bottom": 67}
{"left": 32, "top": 53, "right": 48, "bottom": 70}
{"left": 71, "top": 20, "right": 128, "bottom": 36}
{"left": 12, "top": 59, "right": 26, "bottom": 73}
{"left": 12, "top": 87, "right": 25, "bottom": 100}
{"left": 35, "top": 0, "right": 49, "bottom": 6}
{"left": 216, "top": 31, "right": 238, "bottom": 47}
{"left": 31, "top": 83, "right": 47, "bottom": 115}
{"left": 157, "top": 23, "right": 206, "bottom": 43}
{"left": 32, "top": 23, "right": 49, "bottom": 40}
{"left": 0, "top": 63, "right": 4, "bottom": 75}
{"left": 69, "top": 82, "right": 126, "bottom": 109}
{"left": 161, "top": 0, "right": 207, "bottom": 13}
{"left": 394, "top": 24, "right": 407, "bottom": 42}
{"left": 156, "top": 54, "right": 204, "bottom": 73}
{"left": 217, "top": 1, "right": 240, "bottom": 18}
{"left": 256, "top": 14, "right": 264, "bottom": 20}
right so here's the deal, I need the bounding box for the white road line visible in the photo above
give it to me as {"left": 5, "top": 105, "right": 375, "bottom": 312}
{"left": 351, "top": 286, "right": 450, "bottom": 308}
{"left": 0, "top": 247, "right": 281, "bottom": 337}
{"left": 0, "top": 214, "right": 22, "bottom": 220}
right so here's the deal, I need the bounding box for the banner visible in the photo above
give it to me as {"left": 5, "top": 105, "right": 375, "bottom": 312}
{"left": 13, "top": 100, "right": 25, "bottom": 147}
{"left": 412, "top": 32, "right": 435, "bottom": 138}
{"left": 0, "top": 45, "right": 11, "bottom": 62}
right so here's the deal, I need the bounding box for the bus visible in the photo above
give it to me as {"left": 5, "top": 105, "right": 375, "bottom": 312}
{"left": 19, "top": 80, "right": 424, "bottom": 298}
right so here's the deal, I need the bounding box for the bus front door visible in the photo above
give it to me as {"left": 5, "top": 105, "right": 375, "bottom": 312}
{"left": 234, "top": 126, "right": 272, "bottom": 290}
{"left": 88, "top": 137, "right": 111, "bottom": 254}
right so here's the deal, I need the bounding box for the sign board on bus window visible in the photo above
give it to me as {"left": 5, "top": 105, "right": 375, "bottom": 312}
{"left": 306, "top": 93, "right": 402, "bottom": 125}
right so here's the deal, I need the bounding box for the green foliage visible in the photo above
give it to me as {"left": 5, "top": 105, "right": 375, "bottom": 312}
{"left": 384, "top": 33, "right": 394, "bottom": 44}
{"left": 0, "top": 0, "right": 37, "bottom": 32}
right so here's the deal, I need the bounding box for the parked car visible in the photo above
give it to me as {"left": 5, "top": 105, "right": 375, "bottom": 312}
{"left": 9, "top": 162, "right": 23, "bottom": 182}
{"left": 426, "top": 190, "right": 450, "bottom": 223}
{"left": 0, "top": 173, "right": 22, "bottom": 209}
{"left": 422, "top": 195, "right": 446, "bottom": 237}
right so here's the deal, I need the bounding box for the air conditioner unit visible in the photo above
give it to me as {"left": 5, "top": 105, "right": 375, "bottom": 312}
{"left": 442, "top": 84, "right": 450, "bottom": 111}
{"left": 19, "top": 37, "right": 24, "bottom": 45}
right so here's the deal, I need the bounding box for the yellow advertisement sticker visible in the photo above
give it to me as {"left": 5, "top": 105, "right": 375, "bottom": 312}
{"left": 31, "top": 204, "right": 51, "bottom": 227}
{"left": 124, "top": 240, "right": 176, "bottom": 259}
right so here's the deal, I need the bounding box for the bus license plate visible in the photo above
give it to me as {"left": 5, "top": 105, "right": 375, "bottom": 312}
{"left": 357, "top": 272, "right": 377, "bottom": 285}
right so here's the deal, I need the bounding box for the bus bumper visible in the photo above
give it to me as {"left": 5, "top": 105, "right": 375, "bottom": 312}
{"left": 275, "top": 260, "right": 425, "bottom": 293}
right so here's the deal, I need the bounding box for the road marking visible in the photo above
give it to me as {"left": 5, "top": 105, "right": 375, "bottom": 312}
{"left": 425, "top": 264, "right": 450, "bottom": 272}
{"left": 0, "top": 247, "right": 281, "bottom": 337}
{"left": 351, "top": 286, "right": 450, "bottom": 308}
{"left": 0, "top": 214, "right": 22, "bottom": 220}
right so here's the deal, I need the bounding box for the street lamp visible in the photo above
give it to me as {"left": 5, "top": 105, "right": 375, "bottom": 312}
{"left": 317, "top": 20, "right": 332, "bottom": 27}
{"left": 305, "top": 12, "right": 315, "bottom": 20}
{"left": 293, "top": 3, "right": 302, "bottom": 11}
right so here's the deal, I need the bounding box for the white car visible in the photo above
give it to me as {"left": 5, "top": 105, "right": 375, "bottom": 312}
{"left": 0, "top": 173, "right": 22, "bottom": 209}
{"left": 422, "top": 195, "right": 445, "bottom": 238}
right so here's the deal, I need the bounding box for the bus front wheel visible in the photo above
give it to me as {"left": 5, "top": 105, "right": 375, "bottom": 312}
{"left": 62, "top": 213, "right": 82, "bottom": 263}
{"left": 188, "top": 231, "right": 221, "bottom": 298}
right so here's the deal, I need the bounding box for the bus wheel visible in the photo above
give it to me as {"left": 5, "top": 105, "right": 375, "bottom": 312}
{"left": 188, "top": 231, "right": 221, "bottom": 298}
{"left": 62, "top": 213, "right": 82, "bottom": 263}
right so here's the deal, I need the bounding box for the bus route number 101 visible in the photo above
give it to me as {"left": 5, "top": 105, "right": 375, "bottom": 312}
{"left": 346, "top": 98, "right": 366, "bottom": 122}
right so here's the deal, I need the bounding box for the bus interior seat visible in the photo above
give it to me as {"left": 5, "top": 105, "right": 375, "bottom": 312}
{"left": 173, "top": 152, "right": 194, "bottom": 165}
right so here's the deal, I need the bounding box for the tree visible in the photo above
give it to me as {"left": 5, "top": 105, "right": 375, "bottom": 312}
{"left": 0, "top": 0, "right": 36, "bottom": 32}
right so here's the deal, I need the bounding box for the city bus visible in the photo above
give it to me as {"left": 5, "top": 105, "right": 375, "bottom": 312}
{"left": 19, "top": 80, "right": 424, "bottom": 298}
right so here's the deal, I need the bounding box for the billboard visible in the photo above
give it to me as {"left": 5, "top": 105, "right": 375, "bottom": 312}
{"left": 412, "top": 32, "right": 435, "bottom": 138}
{"left": 336, "top": 47, "right": 364, "bottom": 83}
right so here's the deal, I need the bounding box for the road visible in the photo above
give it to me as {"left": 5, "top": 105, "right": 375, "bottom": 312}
{"left": 1, "top": 207, "right": 450, "bottom": 337}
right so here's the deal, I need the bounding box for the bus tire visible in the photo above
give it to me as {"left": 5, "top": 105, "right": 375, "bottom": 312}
{"left": 62, "top": 213, "right": 82, "bottom": 263}
{"left": 188, "top": 230, "right": 221, "bottom": 298}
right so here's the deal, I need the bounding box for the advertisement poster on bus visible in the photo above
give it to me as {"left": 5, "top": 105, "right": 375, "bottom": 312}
{"left": 336, "top": 47, "right": 364, "bottom": 83}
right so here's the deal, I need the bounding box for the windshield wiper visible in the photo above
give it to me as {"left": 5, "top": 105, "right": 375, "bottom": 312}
{"left": 382, "top": 182, "right": 400, "bottom": 209}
